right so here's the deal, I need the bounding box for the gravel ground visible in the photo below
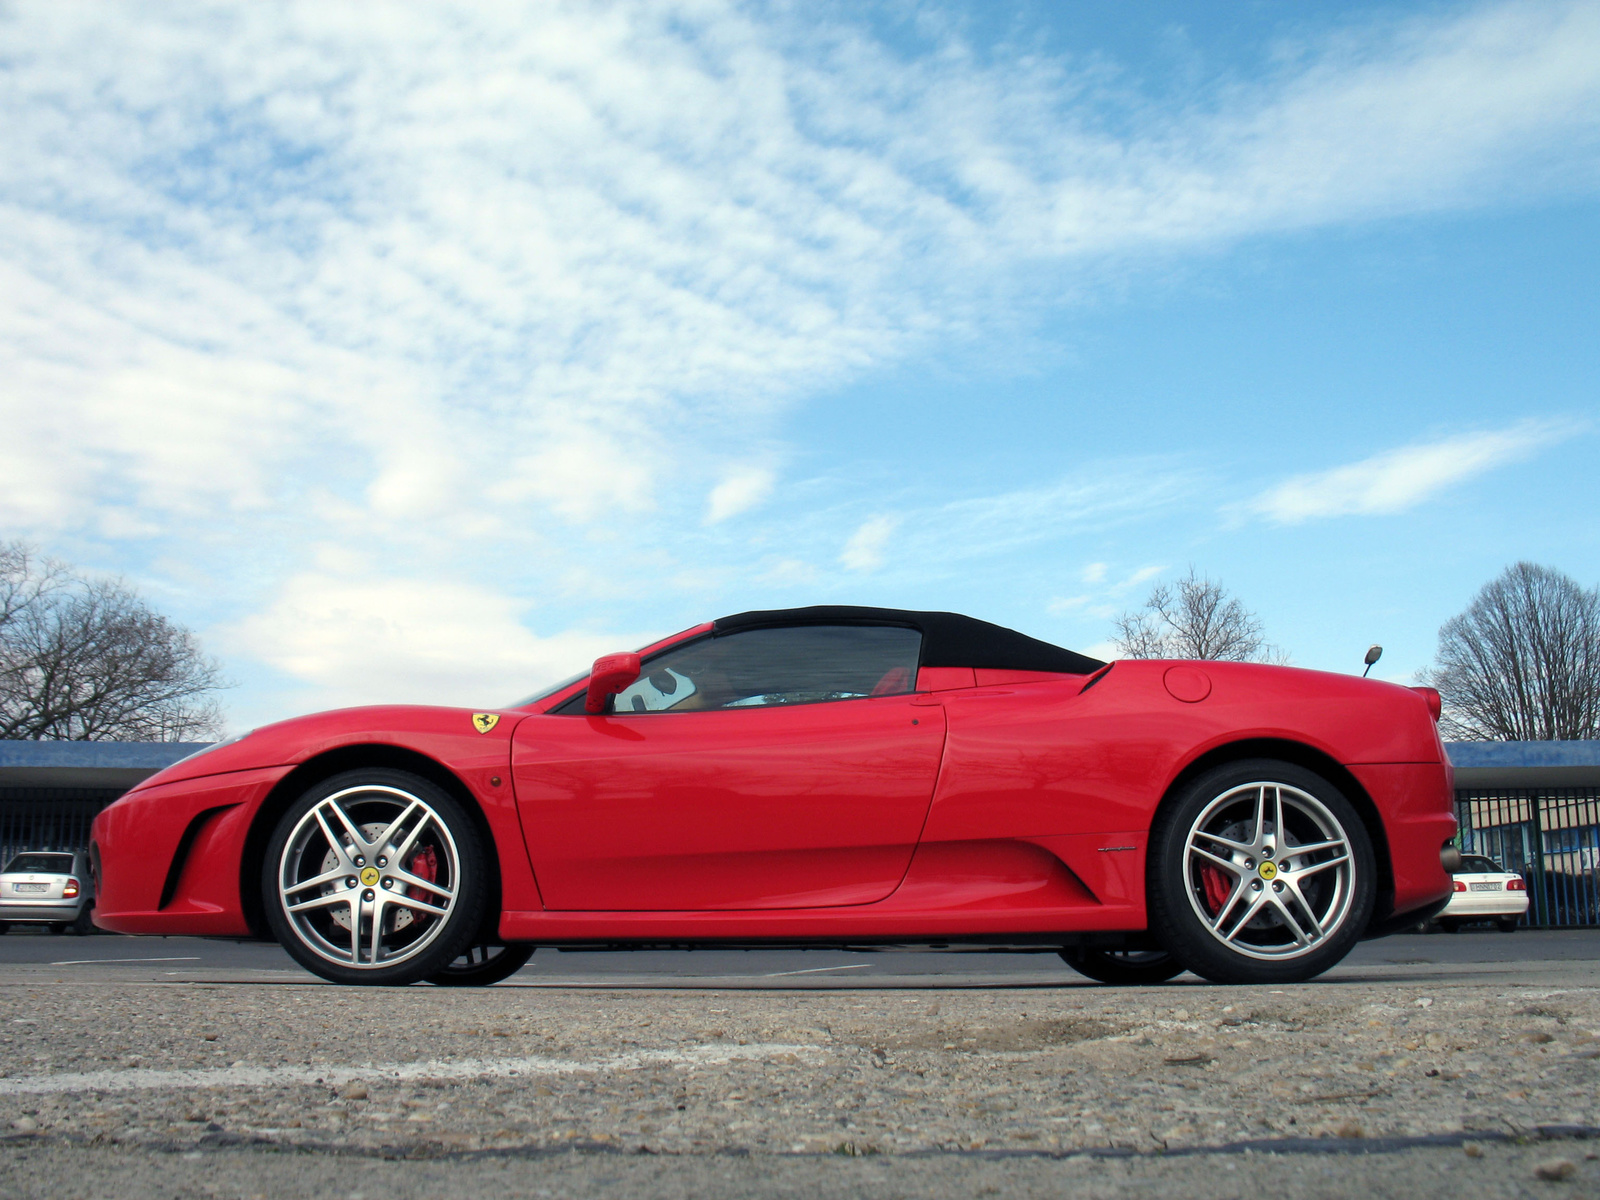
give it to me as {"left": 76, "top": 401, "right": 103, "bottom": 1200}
{"left": 2, "top": 977, "right": 1599, "bottom": 1197}
{"left": 3, "top": 1138, "right": 1600, "bottom": 1200}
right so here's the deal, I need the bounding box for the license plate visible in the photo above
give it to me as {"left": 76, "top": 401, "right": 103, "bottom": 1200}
{"left": 13, "top": 882, "right": 48, "bottom": 893}
{"left": 1469, "top": 881, "right": 1501, "bottom": 891}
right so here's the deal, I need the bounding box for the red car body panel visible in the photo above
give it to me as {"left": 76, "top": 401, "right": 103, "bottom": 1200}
{"left": 511, "top": 695, "right": 946, "bottom": 910}
{"left": 91, "top": 621, "right": 1456, "bottom": 947}
{"left": 93, "top": 707, "right": 541, "bottom": 934}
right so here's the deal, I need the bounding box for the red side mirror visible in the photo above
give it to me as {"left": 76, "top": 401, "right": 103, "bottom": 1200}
{"left": 585, "top": 652, "right": 642, "bottom": 714}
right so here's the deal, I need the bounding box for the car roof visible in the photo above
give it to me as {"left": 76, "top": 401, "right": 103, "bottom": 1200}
{"left": 713, "top": 605, "right": 1106, "bottom": 675}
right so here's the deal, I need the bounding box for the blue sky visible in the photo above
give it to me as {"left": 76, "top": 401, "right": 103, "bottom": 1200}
{"left": 1, "top": 0, "right": 1596, "bottom": 730}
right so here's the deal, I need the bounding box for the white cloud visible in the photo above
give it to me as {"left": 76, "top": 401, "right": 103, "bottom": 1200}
{"left": 725, "top": 461, "right": 1194, "bottom": 594}
{"left": 1246, "top": 419, "right": 1578, "bottom": 524}
{"left": 1113, "top": 565, "right": 1166, "bottom": 593}
{"left": 1048, "top": 563, "right": 1162, "bottom": 617}
{"left": 224, "top": 571, "right": 648, "bottom": 713}
{"left": 705, "top": 467, "right": 776, "bottom": 524}
{"left": 2, "top": 1, "right": 1596, "bottom": 546}
{"left": 901, "top": 471, "right": 1195, "bottom": 567}
{"left": 840, "top": 515, "right": 899, "bottom": 572}
{"left": 759, "top": 558, "right": 819, "bottom": 586}
{"left": 0, "top": 1, "right": 1597, "bottom": 712}
{"left": 490, "top": 419, "right": 660, "bottom": 522}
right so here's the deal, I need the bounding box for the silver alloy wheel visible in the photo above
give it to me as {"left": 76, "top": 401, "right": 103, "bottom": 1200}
{"left": 277, "top": 783, "right": 461, "bottom": 970}
{"left": 1182, "top": 781, "right": 1356, "bottom": 962}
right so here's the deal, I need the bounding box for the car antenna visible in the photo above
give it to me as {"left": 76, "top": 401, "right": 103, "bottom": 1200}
{"left": 1362, "top": 645, "right": 1382, "bottom": 677}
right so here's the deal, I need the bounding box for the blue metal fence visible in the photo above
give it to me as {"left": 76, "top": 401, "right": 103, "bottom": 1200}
{"left": 1455, "top": 789, "right": 1600, "bottom": 927}
{"left": 0, "top": 787, "right": 123, "bottom": 868}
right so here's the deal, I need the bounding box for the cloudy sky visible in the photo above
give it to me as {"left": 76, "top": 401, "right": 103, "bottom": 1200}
{"left": 2, "top": 0, "right": 1597, "bottom": 730}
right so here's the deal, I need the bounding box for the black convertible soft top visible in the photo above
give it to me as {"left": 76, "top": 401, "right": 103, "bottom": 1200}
{"left": 713, "top": 606, "right": 1106, "bottom": 675}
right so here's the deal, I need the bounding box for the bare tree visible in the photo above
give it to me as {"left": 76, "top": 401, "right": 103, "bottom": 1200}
{"left": 1113, "top": 568, "right": 1284, "bottom": 662}
{"left": 0, "top": 542, "right": 227, "bottom": 740}
{"left": 1424, "top": 562, "right": 1600, "bottom": 741}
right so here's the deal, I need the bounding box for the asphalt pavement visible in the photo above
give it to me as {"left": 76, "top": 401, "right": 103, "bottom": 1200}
{"left": 0, "top": 924, "right": 1594, "bottom": 989}
{"left": 4, "top": 924, "right": 1598, "bottom": 1198}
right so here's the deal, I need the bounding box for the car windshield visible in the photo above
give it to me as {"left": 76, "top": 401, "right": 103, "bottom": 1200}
{"left": 509, "top": 669, "right": 591, "bottom": 709}
{"left": 1460, "top": 856, "right": 1503, "bottom": 874}
{"left": 4, "top": 853, "right": 73, "bottom": 874}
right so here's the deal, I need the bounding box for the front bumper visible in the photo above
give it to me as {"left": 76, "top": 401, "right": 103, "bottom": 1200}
{"left": 90, "top": 765, "right": 289, "bottom": 936}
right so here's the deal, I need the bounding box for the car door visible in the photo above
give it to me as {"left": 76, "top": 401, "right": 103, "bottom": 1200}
{"left": 512, "top": 623, "right": 946, "bottom": 910}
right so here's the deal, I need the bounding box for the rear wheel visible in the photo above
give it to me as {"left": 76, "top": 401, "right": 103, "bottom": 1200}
{"left": 70, "top": 904, "right": 96, "bottom": 936}
{"left": 428, "top": 942, "right": 534, "bottom": 986}
{"left": 1147, "top": 760, "right": 1376, "bottom": 985}
{"left": 1060, "top": 947, "right": 1186, "bottom": 985}
{"left": 1439, "top": 918, "right": 1461, "bottom": 933}
{"left": 262, "top": 769, "right": 489, "bottom": 986}
{"left": 1497, "top": 918, "right": 1520, "bottom": 933}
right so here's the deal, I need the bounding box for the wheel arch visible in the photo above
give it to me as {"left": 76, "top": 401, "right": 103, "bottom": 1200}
{"left": 238, "top": 743, "right": 501, "bottom": 941}
{"left": 1159, "top": 737, "right": 1396, "bottom": 923}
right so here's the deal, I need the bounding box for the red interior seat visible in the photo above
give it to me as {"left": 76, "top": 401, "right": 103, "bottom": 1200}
{"left": 871, "top": 666, "right": 913, "bottom": 696}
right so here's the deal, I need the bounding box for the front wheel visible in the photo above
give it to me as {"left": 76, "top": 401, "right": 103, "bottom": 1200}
{"left": 1147, "top": 760, "right": 1376, "bottom": 985}
{"left": 1060, "top": 947, "right": 1186, "bottom": 985}
{"left": 262, "top": 769, "right": 490, "bottom": 986}
{"left": 428, "top": 942, "right": 534, "bottom": 987}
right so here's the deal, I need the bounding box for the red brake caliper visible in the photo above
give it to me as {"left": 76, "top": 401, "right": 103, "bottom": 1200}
{"left": 1200, "top": 864, "right": 1232, "bottom": 915}
{"left": 406, "top": 845, "right": 439, "bottom": 918}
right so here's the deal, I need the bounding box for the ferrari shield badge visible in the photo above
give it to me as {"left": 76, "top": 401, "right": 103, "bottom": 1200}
{"left": 471, "top": 713, "right": 500, "bottom": 734}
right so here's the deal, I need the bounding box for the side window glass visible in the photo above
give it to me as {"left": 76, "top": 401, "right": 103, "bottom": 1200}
{"left": 570, "top": 624, "right": 921, "bottom": 713}
{"left": 612, "top": 668, "right": 698, "bottom": 713}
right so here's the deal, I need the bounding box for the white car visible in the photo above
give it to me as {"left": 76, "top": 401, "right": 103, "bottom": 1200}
{"left": 0, "top": 851, "right": 96, "bottom": 935}
{"left": 1437, "top": 854, "right": 1528, "bottom": 932}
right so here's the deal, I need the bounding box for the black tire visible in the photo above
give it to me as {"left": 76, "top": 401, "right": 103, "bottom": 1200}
{"left": 1060, "top": 947, "right": 1186, "bottom": 985}
{"left": 0, "top": 922, "right": 10, "bottom": 935}
{"left": 1439, "top": 919, "right": 1460, "bottom": 933}
{"left": 47, "top": 923, "right": 67, "bottom": 935}
{"left": 70, "top": 903, "right": 96, "bottom": 936}
{"left": 261, "top": 769, "right": 490, "bottom": 986}
{"left": 1497, "top": 918, "right": 1520, "bottom": 933}
{"left": 1147, "top": 759, "right": 1377, "bottom": 985}
{"left": 428, "top": 942, "right": 534, "bottom": 987}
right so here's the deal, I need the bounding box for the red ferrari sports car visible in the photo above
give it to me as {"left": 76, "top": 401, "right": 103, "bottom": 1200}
{"left": 90, "top": 606, "right": 1458, "bottom": 987}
